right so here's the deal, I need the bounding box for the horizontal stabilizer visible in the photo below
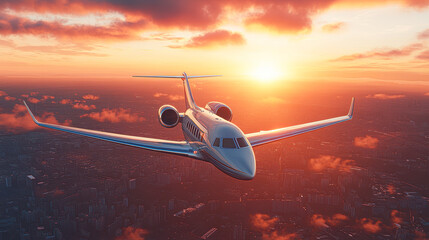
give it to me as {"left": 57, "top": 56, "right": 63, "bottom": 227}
{"left": 132, "top": 75, "right": 221, "bottom": 79}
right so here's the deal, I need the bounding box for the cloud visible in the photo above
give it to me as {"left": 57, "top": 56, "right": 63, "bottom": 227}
{"left": 311, "top": 214, "right": 329, "bottom": 228}
{"left": 245, "top": 6, "right": 312, "bottom": 34}
{"left": 387, "top": 184, "right": 396, "bottom": 194}
{"left": 311, "top": 214, "right": 348, "bottom": 228}
{"left": 0, "top": 104, "right": 71, "bottom": 132}
{"left": 333, "top": 43, "right": 424, "bottom": 61}
{"left": 4, "top": 96, "right": 16, "bottom": 101}
{"left": 60, "top": 99, "right": 72, "bottom": 104}
{"left": 21, "top": 94, "right": 29, "bottom": 98}
{"left": 171, "top": 30, "right": 245, "bottom": 48}
{"left": 82, "top": 94, "right": 99, "bottom": 100}
{"left": 360, "top": 218, "right": 382, "bottom": 234}
{"left": 309, "top": 155, "right": 354, "bottom": 172}
{"left": 354, "top": 135, "right": 379, "bottom": 149}
{"left": 30, "top": 92, "right": 39, "bottom": 96}
{"left": 250, "top": 214, "right": 298, "bottom": 240}
{"left": 27, "top": 97, "right": 40, "bottom": 104}
{"left": 154, "top": 93, "right": 184, "bottom": 101}
{"left": 81, "top": 108, "right": 145, "bottom": 123}
{"left": 73, "top": 103, "right": 96, "bottom": 110}
{"left": 153, "top": 93, "right": 168, "bottom": 98}
{"left": 0, "top": 0, "right": 428, "bottom": 48}
{"left": 391, "top": 210, "right": 402, "bottom": 224}
{"left": 42, "top": 95, "right": 55, "bottom": 100}
{"left": 416, "top": 50, "right": 429, "bottom": 60}
{"left": 366, "top": 94, "right": 405, "bottom": 99}
{"left": 0, "top": 91, "right": 6, "bottom": 96}
{"left": 0, "top": 12, "right": 146, "bottom": 41}
{"left": 251, "top": 214, "right": 278, "bottom": 231}
{"left": 322, "top": 22, "right": 345, "bottom": 32}
{"left": 425, "top": 93, "right": 429, "bottom": 96}
{"left": 115, "top": 227, "right": 148, "bottom": 240}
{"left": 417, "top": 28, "right": 429, "bottom": 39}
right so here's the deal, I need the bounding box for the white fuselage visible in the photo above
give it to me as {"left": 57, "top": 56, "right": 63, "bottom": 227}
{"left": 181, "top": 107, "right": 256, "bottom": 180}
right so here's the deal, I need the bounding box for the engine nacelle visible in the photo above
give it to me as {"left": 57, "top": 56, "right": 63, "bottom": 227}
{"left": 158, "top": 105, "right": 180, "bottom": 128}
{"left": 205, "top": 101, "right": 233, "bottom": 121}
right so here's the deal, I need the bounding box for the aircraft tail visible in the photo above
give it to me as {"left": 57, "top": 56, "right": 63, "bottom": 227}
{"left": 132, "top": 73, "right": 221, "bottom": 109}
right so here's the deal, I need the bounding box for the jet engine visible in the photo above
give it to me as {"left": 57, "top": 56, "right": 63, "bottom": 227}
{"left": 205, "top": 101, "right": 233, "bottom": 121}
{"left": 158, "top": 105, "right": 180, "bottom": 128}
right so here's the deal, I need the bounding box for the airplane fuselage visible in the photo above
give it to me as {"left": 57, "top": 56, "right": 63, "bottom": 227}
{"left": 181, "top": 107, "right": 256, "bottom": 180}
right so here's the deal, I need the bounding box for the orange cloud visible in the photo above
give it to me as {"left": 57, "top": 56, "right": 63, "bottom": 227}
{"left": 391, "top": 210, "right": 402, "bottom": 224}
{"left": 387, "top": 184, "right": 396, "bottom": 194}
{"left": 354, "top": 135, "right": 379, "bottom": 149}
{"left": 366, "top": 94, "right": 405, "bottom": 99}
{"left": 154, "top": 93, "right": 184, "bottom": 101}
{"left": 0, "top": 91, "right": 6, "bottom": 96}
{"left": 334, "top": 43, "right": 423, "bottom": 61}
{"left": 360, "top": 218, "right": 382, "bottom": 234}
{"left": 0, "top": 12, "right": 146, "bottom": 41}
{"left": 309, "top": 155, "right": 354, "bottom": 172}
{"left": 417, "top": 50, "right": 429, "bottom": 60}
{"left": 81, "top": 108, "right": 145, "bottom": 123}
{"left": 27, "top": 97, "right": 40, "bottom": 104}
{"left": 251, "top": 214, "right": 299, "bottom": 240}
{"left": 42, "top": 95, "right": 55, "bottom": 100}
{"left": 322, "top": 22, "right": 345, "bottom": 32}
{"left": 73, "top": 103, "right": 96, "bottom": 110}
{"left": 251, "top": 214, "right": 278, "bottom": 231}
{"left": 4, "top": 96, "right": 16, "bottom": 101}
{"left": 245, "top": 6, "right": 312, "bottom": 34}
{"left": 82, "top": 94, "right": 99, "bottom": 100}
{"left": 0, "top": 104, "right": 71, "bottom": 132}
{"left": 311, "top": 214, "right": 348, "bottom": 228}
{"left": 30, "top": 92, "right": 39, "bottom": 96}
{"left": 417, "top": 29, "right": 429, "bottom": 39}
{"left": 116, "top": 227, "right": 148, "bottom": 240}
{"left": 311, "top": 214, "right": 329, "bottom": 228}
{"left": 21, "top": 94, "right": 29, "bottom": 98}
{"left": 60, "top": 99, "right": 72, "bottom": 104}
{"left": 425, "top": 93, "right": 429, "bottom": 96}
{"left": 171, "top": 30, "right": 245, "bottom": 48}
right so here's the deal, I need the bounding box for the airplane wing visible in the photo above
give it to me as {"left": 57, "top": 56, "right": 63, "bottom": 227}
{"left": 245, "top": 98, "right": 355, "bottom": 147}
{"left": 23, "top": 101, "right": 198, "bottom": 158}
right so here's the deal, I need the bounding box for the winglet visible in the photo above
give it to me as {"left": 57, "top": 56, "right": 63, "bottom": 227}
{"left": 348, "top": 97, "right": 355, "bottom": 118}
{"left": 23, "top": 101, "right": 40, "bottom": 125}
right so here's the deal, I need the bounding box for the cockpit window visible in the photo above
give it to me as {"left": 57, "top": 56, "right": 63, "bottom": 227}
{"left": 236, "top": 137, "right": 248, "bottom": 148}
{"left": 213, "top": 138, "right": 220, "bottom": 147}
{"left": 222, "top": 138, "right": 236, "bottom": 148}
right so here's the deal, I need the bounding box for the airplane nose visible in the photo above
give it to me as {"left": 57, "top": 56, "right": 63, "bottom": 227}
{"left": 236, "top": 155, "right": 255, "bottom": 180}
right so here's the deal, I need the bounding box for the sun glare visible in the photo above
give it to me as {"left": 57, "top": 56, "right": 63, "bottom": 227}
{"left": 251, "top": 63, "right": 283, "bottom": 83}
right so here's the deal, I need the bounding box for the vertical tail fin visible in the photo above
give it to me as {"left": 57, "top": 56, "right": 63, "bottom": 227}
{"left": 132, "top": 73, "right": 221, "bottom": 110}
{"left": 181, "top": 72, "right": 196, "bottom": 109}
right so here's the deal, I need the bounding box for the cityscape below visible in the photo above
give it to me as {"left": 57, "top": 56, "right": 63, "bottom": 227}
{"left": 0, "top": 78, "right": 428, "bottom": 240}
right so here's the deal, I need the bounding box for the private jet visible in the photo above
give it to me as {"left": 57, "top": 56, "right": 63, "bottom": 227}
{"left": 24, "top": 73, "right": 354, "bottom": 180}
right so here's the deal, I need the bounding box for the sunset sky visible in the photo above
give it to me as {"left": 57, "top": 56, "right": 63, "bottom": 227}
{"left": 1, "top": 0, "right": 429, "bottom": 83}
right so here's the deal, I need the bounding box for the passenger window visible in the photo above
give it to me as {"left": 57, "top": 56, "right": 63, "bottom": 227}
{"left": 213, "top": 138, "right": 220, "bottom": 147}
{"left": 236, "top": 137, "right": 248, "bottom": 148}
{"left": 222, "top": 138, "right": 236, "bottom": 148}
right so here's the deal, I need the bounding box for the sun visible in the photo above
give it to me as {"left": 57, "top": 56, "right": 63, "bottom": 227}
{"left": 250, "top": 63, "right": 283, "bottom": 83}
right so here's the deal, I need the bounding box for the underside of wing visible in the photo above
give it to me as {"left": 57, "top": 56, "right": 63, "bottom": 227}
{"left": 246, "top": 98, "right": 355, "bottom": 147}
{"left": 23, "top": 101, "right": 197, "bottom": 158}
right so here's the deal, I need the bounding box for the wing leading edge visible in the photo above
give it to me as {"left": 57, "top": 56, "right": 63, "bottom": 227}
{"left": 246, "top": 98, "right": 355, "bottom": 147}
{"left": 23, "top": 101, "right": 197, "bottom": 158}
